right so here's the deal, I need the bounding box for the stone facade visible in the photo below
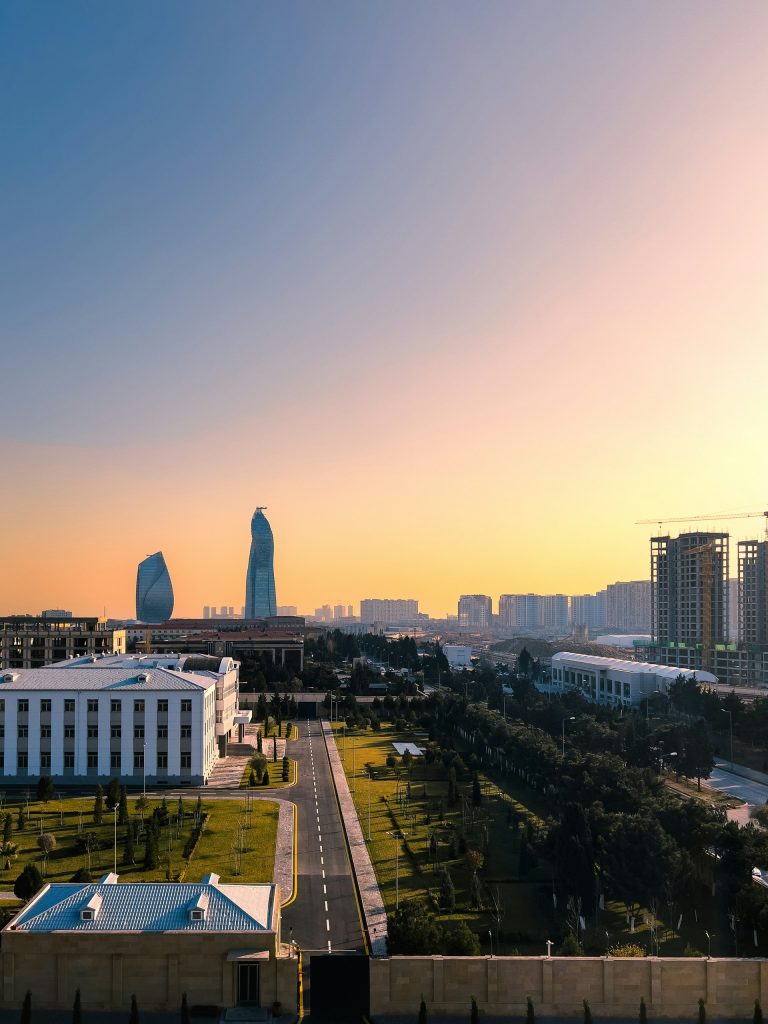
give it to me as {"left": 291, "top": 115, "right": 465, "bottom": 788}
{"left": 0, "top": 931, "right": 297, "bottom": 1012}
{"left": 370, "top": 956, "right": 768, "bottom": 1019}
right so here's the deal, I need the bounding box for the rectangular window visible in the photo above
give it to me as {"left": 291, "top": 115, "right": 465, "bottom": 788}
{"left": 17, "top": 753, "right": 28, "bottom": 769}
{"left": 40, "top": 699, "right": 51, "bottom": 713}
{"left": 134, "top": 726, "right": 144, "bottom": 739}
{"left": 0, "top": 725, "right": 4, "bottom": 737}
{"left": 0, "top": 699, "right": 4, "bottom": 712}
{"left": 63, "top": 753, "right": 75, "bottom": 769}
{"left": 18, "top": 726, "right": 28, "bottom": 738}
{"left": 87, "top": 699, "right": 99, "bottom": 713}
{"left": 157, "top": 700, "right": 168, "bottom": 713}
{"left": 157, "top": 752, "right": 168, "bottom": 769}
{"left": 215, "top": 711, "right": 223, "bottom": 723}
{"left": 40, "top": 753, "right": 51, "bottom": 770}
{"left": 111, "top": 726, "right": 121, "bottom": 739}
{"left": 64, "top": 699, "right": 75, "bottom": 713}
{"left": 40, "top": 726, "right": 51, "bottom": 738}
{"left": 17, "top": 699, "right": 28, "bottom": 713}
{"left": 180, "top": 753, "right": 191, "bottom": 769}
{"left": 134, "top": 752, "right": 144, "bottom": 770}
{"left": 64, "top": 726, "right": 75, "bottom": 739}
{"left": 134, "top": 699, "right": 145, "bottom": 714}
{"left": 88, "top": 726, "right": 98, "bottom": 738}
{"left": 110, "top": 753, "right": 121, "bottom": 771}
{"left": 181, "top": 700, "right": 192, "bottom": 713}
{"left": 180, "top": 725, "right": 191, "bottom": 738}
{"left": 87, "top": 753, "right": 98, "bottom": 769}
{"left": 110, "top": 700, "right": 121, "bottom": 714}
{"left": 157, "top": 726, "right": 168, "bottom": 738}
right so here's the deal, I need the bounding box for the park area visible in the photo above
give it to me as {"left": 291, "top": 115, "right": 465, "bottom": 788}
{"left": 334, "top": 722, "right": 719, "bottom": 957}
{"left": 0, "top": 790, "right": 279, "bottom": 895}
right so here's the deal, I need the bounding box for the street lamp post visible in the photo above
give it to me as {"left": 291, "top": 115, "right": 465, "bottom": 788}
{"left": 113, "top": 802, "right": 120, "bottom": 875}
{"left": 721, "top": 708, "right": 734, "bottom": 768}
{"left": 561, "top": 716, "right": 575, "bottom": 758}
{"left": 387, "top": 829, "right": 407, "bottom": 910}
{"left": 143, "top": 742, "right": 147, "bottom": 799}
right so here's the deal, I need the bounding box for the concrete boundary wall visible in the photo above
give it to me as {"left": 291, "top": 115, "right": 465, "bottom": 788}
{"left": 370, "top": 956, "right": 768, "bottom": 1019}
{"left": 321, "top": 720, "right": 388, "bottom": 955}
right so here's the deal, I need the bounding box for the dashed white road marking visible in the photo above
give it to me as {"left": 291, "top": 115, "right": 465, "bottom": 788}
{"left": 326, "top": 919, "right": 330, "bottom": 932}
{"left": 323, "top": 884, "right": 326, "bottom": 894}
{"left": 322, "top": 869, "right": 325, "bottom": 878}
{"left": 324, "top": 900, "right": 328, "bottom": 912}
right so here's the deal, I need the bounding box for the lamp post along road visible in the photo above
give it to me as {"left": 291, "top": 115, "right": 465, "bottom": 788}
{"left": 113, "top": 802, "right": 120, "bottom": 875}
{"left": 561, "top": 716, "right": 575, "bottom": 757}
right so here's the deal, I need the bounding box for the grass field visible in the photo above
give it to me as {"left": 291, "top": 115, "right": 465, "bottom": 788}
{"left": 239, "top": 758, "right": 297, "bottom": 789}
{"left": 0, "top": 794, "right": 278, "bottom": 887}
{"left": 334, "top": 723, "right": 721, "bottom": 956}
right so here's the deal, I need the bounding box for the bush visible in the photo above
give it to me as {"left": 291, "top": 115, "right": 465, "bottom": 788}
{"left": 558, "top": 933, "right": 584, "bottom": 956}
{"left": 609, "top": 943, "right": 645, "bottom": 958}
{"left": 14, "top": 864, "right": 44, "bottom": 902}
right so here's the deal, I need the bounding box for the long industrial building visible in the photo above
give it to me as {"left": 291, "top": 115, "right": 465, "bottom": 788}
{"left": 0, "top": 654, "right": 250, "bottom": 786}
{"left": 550, "top": 652, "right": 716, "bottom": 707}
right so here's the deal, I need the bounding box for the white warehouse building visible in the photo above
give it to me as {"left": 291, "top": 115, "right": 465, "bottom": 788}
{"left": 0, "top": 654, "right": 250, "bottom": 787}
{"left": 550, "top": 652, "right": 717, "bottom": 708}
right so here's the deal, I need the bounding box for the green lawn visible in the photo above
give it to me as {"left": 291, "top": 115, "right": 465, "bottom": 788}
{"left": 0, "top": 795, "right": 279, "bottom": 887}
{"left": 239, "top": 758, "right": 297, "bottom": 789}
{"left": 333, "top": 723, "right": 552, "bottom": 953}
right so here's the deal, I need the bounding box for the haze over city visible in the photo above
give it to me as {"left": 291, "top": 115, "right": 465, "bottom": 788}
{"left": 3, "top": 1, "right": 768, "bottom": 618}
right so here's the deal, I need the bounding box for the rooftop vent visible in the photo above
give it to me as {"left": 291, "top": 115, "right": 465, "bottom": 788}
{"left": 1, "top": 672, "right": 19, "bottom": 683}
{"left": 188, "top": 891, "right": 209, "bottom": 922}
{"left": 137, "top": 672, "right": 151, "bottom": 683}
{"left": 201, "top": 872, "right": 220, "bottom": 886}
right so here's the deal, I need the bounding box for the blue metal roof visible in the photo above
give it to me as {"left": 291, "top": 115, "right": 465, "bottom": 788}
{"left": 9, "top": 877, "right": 275, "bottom": 933}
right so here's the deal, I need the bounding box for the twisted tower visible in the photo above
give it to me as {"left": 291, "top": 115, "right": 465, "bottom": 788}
{"left": 136, "top": 551, "right": 174, "bottom": 622}
{"left": 245, "top": 507, "right": 277, "bottom": 618}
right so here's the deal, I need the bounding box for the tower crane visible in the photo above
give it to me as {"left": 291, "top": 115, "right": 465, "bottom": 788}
{"left": 636, "top": 510, "right": 768, "bottom": 533}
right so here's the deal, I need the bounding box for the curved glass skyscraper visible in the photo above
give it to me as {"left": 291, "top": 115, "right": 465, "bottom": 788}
{"left": 245, "top": 508, "right": 277, "bottom": 618}
{"left": 136, "top": 551, "right": 175, "bottom": 622}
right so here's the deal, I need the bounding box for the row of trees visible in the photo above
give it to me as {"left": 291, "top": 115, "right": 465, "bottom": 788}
{"left": 19, "top": 989, "right": 191, "bottom": 1023}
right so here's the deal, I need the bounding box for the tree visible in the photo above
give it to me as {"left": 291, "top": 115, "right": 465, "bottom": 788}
{"left": 75, "top": 832, "right": 103, "bottom": 872}
{"left": 472, "top": 773, "right": 482, "bottom": 807}
{"left": 14, "top": 864, "right": 43, "bottom": 902}
{"left": 526, "top": 997, "right": 535, "bottom": 1024}
{"left": 20, "top": 991, "right": 31, "bottom": 1024}
{"left": 439, "top": 867, "right": 455, "bottom": 910}
{"left": 0, "top": 841, "right": 19, "bottom": 871}
{"left": 470, "top": 996, "right": 479, "bottom": 1024}
{"left": 583, "top": 1000, "right": 592, "bottom": 1024}
{"left": 181, "top": 992, "right": 191, "bottom": 1024}
{"left": 273, "top": 735, "right": 277, "bottom": 762}
{"left": 249, "top": 769, "right": 257, "bottom": 787}
{"left": 119, "top": 786, "right": 129, "bottom": 824}
{"left": 36, "top": 775, "right": 55, "bottom": 803}
{"left": 387, "top": 901, "right": 443, "bottom": 954}
{"left": 443, "top": 922, "right": 481, "bottom": 955}
{"left": 144, "top": 829, "right": 158, "bottom": 871}
{"left": 3, "top": 814, "right": 12, "bottom": 843}
{"left": 282, "top": 755, "right": 290, "bottom": 782}
{"left": 73, "top": 987, "right": 82, "bottom": 1024}
{"left": 124, "top": 825, "right": 136, "bottom": 865}
{"left": 698, "top": 999, "right": 706, "bottom": 1024}
{"left": 94, "top": 785, "right": 104, "bottom": 825}
{"left": 17, "top": 806, "right": 27, "bottom": 831}
{"left": 418, "top": 996, "right": 427, "bottom": 1024}
{"left": 129, "top": 993, "right": 140, "bottom": 1024}
{"left": 37, "top": 832, "right": 57, "bottom": 871}
{"left": 639, "top": 997, "right": 648, "bottom": 1024}
{"left": 106, "top": 777, "right": 121, "bottom": 810}
{"left": 755, "top": 1001, "right": 763, "bottom": 1024}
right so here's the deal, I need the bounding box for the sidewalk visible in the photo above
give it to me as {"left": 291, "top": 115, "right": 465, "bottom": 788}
{"left": 321, "top": 720, "right": 388, "bottom": 956}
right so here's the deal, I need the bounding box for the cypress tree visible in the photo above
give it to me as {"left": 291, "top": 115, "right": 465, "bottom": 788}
{"left": 698, "top": 999, "right": 706, "bottom": 1024}
{"left": 527, "top": 997, "right": 535, "bottom": 1024}
{"left": 470, "top": 996, "right": 479, "bottom": 1024}
{"left": 94, "top": 785, "right": 104, "bottom": 825}
{"left": 181, "top": 992, "right": 191, "bottom": 1024}
{"left": 18, "top": 806, "right": 27, "bottom": 831}
{"left": 144, "top": 829, "right": 158, "bottom": 871}
{"left": 73, "top": 987, "right": 82, "bottom": 1024}
{"left": 118, "top": 786, "right": 129, "bottom": 825}
{"left": 4, "top": 814, "right": 12, "bottom": 843}
{"left": 129, "top": 993, "right": 139, "bottom": 1024}
{"left": 20, "top": 991, "right": 31, "bottom": 1024}
{"left": 755, "top": 1001, "right": 763, "bottom": 1024}
{"left": 418, "top": 996, "right": 427, "bottom": 1024}
{"left": 639, "top": 997, "right": 648, "bottom": 1024}
{"left": 124, "top": 825, "right": 135, "bottom": 865}
{"left": 583, "top": 1000, "right": 592, "bottom": 1024}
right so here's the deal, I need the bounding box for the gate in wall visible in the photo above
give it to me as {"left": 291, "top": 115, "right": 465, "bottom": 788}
{"left": 309, "top": 953, "right": 369, "bottom": 1017}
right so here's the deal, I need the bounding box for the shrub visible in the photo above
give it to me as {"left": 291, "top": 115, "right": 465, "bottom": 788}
{"left": 14, "top": 864, "right": 44, "bottom": 902}
{"left": 609, "top": 943, "right": 645, "bottom": 958}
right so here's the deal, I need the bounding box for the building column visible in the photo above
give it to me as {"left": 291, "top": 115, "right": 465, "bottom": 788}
{"left": 168, "top": 695, "right": 181, "bottom": 778}
{"left": 121, "top": 699, "right": 133, "bottom": 780}
{"left": 5, "top": 699, "right": 18, "bottom": 777}
{"left": 191, "top": 693, "right": 203, "bottom": 779}
{"left": 98, "top": 696, "right": 111, "bottom": 777}
{"left": 75, "top": 694, "right": 89, "bottom": 776}
{"left": 50, "top": 695, "right": 64, "bottom": 777}
{"left": 27, "top": 698, "right": 41, "bottom": 777}
{"left": 144, "top": 698, "right": 158, "bottom": 783}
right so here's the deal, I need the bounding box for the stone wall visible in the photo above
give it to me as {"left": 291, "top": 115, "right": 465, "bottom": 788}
{"left": 0, "top": 932, "right": 297, "bottom": 1013}
{"left": 370, "top": 956, "right": 768, "bottom": 1019}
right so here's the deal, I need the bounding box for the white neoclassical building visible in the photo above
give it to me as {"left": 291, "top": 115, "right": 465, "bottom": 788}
{"left": 0, "top": 654, "right": 250, "bottom": 786}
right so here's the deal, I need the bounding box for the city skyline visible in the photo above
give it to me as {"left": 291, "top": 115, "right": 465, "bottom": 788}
{"left": 3, "top": 2, "right": 768, "bottom": 617}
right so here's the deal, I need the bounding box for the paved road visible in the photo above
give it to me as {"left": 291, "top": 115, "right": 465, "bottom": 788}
{"left": 281, "top": 719, "right": 364, "bottom": 1015}
{"left": 706, "top": 764, "right": 768, "bottom": 805}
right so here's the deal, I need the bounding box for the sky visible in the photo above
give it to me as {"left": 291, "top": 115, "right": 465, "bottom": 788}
{"left": 2, "top": 1, "right": 768, "bottom": 618}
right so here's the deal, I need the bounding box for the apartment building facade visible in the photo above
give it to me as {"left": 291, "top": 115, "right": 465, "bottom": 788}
{"left": 0, "top": 616, "right": 126, "bottom": 670}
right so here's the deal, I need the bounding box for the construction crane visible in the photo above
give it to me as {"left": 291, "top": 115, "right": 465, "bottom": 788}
{"left": 636, "top": 510, "right": 768, "bottom": 675}
{"left": 636, "top": 510, "right": 768, "bottom": 532}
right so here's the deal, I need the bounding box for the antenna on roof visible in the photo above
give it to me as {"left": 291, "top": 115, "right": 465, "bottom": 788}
{"left": 255, "top": 506, "right": 267, "bottom": 512}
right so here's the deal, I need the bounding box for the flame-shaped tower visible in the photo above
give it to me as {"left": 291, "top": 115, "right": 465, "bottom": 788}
{"left": 136, "top": 551, "right": 174, "bottom": 622}
{"left": 245, "top": 507, "right": 277, "bottom": 618}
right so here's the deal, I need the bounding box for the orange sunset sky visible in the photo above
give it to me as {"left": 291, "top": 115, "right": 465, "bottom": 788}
{"left": 2, "top": 2, "right": 768, "bottom": 618}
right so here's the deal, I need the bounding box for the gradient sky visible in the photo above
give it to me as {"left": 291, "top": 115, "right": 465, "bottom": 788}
{"left": 2, "top": 1, "right": 768, "bottom": 618}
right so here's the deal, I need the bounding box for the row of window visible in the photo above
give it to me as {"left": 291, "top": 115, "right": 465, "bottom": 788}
{"left": 2, "top": 699, "right": 193, "bottom": 714}
{"left": 9, "top": 725, "right": 192, "bottom": 739}
{"left": 4, "top": 752, "right": 193, "bottom": 771}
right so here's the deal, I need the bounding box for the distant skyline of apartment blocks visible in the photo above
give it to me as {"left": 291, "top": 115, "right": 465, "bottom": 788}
{"left": 498, "top": 593, "right": 568, "bottom": 632}
{"left": 457, "top": 594, "right": 492, "bottom": 629}
{"left": 203, "top": 605, "right": 240, "bottom": 619}
{"left": 277, "top": 605, "right": 298, "bottom": 617}
{"left": 360, "top": 598, "right": 419, "bottom": 624}
{"left": 651, "top": 532, "right": 729, "bottom": 647}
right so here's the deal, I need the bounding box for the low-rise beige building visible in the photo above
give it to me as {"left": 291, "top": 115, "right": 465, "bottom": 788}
{"left": 1, "top": 872, "right": 297, "bottom": 1014}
